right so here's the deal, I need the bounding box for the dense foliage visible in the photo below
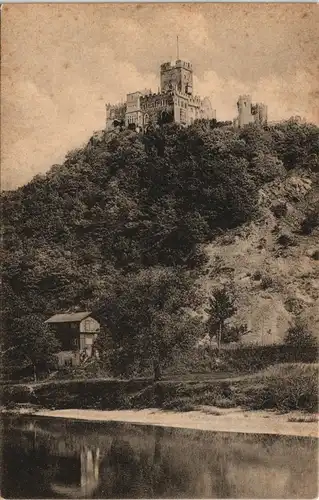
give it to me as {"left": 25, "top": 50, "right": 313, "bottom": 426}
{"left": 284, "top": 322, "right": 318, "bottom": 349}
{"left": 95, "top": 267, "right": 204, "bottom": 379}
{"left": 2, "top": 119, "right": 319, "bottom": 377}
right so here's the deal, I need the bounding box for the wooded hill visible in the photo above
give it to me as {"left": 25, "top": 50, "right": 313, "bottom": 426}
{"left": 2, "top": 119, "right": 319, "bottom": 377}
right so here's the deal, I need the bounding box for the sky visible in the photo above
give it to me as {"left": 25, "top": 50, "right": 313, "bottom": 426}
{"left": 1, "top": 3, "right": 319, "bottom": 190}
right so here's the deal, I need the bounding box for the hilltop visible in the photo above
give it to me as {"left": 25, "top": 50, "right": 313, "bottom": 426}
{"left": 2, "top": 119, "right": 319, "bottom": 377}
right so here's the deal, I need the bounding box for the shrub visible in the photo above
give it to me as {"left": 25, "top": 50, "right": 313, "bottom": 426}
{"left": 311, "top": 250, "right": 319, "bottom": 260}
{"left": 284, "top": 322, "right": 318, "bottom": 349}
{"left": 300, "top": 209, "right": 319, "bottom": 235}
{"left": 260, "top": 275, "right": 273, "bottom": 289}
{"left": 277, "top": 232, "right": 296, "bottom": 247}
{"left": 285, "top": 297, "right": 304, "bottom": 315}
{"left": 271, "top": 202, "right": 288, "bottom": 218}
{"left": 236, "top": 363, "right": 319, "bottom": 412}
{"left": 212, "top": 344, "right": 318, "bottom": 373}
{"left": 213, "top": 397, "right": 235, "bottom": 409}
{"left": 262, "top": 363, "right": 318, "bottom": 412}
{"left": 252, "top": 270, "right": 262, "bottom": 281}
{"left": 222, "top": 324, "right": 250, "bottom": 343}
{"left": 162, "top": 399, "right": 195, "bottom": 412}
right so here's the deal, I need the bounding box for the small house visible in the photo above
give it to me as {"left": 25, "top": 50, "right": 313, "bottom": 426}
{"left": 45, "top": 311, "right": 100, "bottom": 367}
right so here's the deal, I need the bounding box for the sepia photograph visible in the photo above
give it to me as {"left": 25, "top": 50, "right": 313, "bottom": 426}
{"left": 1, "top": 3, "right": 319, "bottom": 499}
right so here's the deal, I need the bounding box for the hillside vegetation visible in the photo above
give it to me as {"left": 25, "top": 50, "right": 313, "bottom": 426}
{"left": 2, "top": 119, "right": 319, "bottom": 378}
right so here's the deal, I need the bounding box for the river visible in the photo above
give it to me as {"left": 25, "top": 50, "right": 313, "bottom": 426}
{"left": 1, "top": 415, "right": 318, "bottom": 498}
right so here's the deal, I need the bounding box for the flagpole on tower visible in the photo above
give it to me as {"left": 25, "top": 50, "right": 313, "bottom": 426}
{"left": 177, "top": 35, "right": 179, "bottom": 60}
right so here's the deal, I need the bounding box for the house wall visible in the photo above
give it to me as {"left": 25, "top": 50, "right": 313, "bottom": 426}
{"left": 56, "top": 351, "right": 80, "bottom": 367}
{"left": 54, "top": 324, "right": 79, "bottom": 351}
{"left": 79, "top": 333, "right": 98, "bottom": 356}
{"left": 52, "top": 317, "right": 100, "bottom": 366}
{"left": 79, "top": 317, "right": 100, "bottom": 333}
{"left": 79, "top": 317, "right": 100, "bottom": 357}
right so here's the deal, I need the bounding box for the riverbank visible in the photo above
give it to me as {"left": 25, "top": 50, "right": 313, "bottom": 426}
{"left": 2, "top": 363, "right": 318, "bottom": 414}
{"left": 7, "top": 406, "right": 318, "bottom": 438}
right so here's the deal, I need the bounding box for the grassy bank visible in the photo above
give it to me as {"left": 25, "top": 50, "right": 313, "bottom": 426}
{"left": 1, "top": 363, "right": 318, "bottom": 414}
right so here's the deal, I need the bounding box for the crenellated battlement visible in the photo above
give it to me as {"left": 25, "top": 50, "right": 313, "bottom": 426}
{"left": 175, "top": 59, "right": 192, "bottom": 70}
{"left": 161, "top": 60, "right": 193, "bottom": 71}
{"left": 175, "top": 92, "right": 201, "bottom": 106}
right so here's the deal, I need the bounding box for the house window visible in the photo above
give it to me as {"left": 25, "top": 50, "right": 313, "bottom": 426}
{"left": 84, "top": 319, "right": 96, "bottom": 332}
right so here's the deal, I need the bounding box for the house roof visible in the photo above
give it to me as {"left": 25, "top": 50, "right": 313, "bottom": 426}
{"left": 45, "top": 311, "right": 92, "bottom": 324}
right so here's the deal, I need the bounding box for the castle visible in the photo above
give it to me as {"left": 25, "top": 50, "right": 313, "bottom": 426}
{"left": 233, "top": 95, "right": 268, "bottom": 128}
{"left": 105, "top": 57, "right": 270, "bottom": 132}
{"left": 106, "top": 59, "right": 216, "bottom": 132}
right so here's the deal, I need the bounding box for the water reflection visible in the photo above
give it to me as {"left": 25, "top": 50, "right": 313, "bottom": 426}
{"left": 1, "top": 415, "right": 318, "bottom": 499}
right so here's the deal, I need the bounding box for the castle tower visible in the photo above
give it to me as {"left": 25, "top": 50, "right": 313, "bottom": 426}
{"left": 252, "top": 103, "right": 268, "bottom": 125}
{"left": 237, "top": 95, "right": 253, "bottom": 128}
{"left": 160, "top": 60, "right": 193, "bottom": 95}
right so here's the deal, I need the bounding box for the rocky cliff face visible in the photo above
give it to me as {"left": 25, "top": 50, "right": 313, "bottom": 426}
{"left": 200, "top": 171, "right": 319, "bottom": 344}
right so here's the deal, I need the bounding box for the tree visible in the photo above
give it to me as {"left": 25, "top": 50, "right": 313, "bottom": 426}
{"left": 222, "top": 324, "right": 250, "bottom": 344}
{"left": 249, "top": 152, "right": 285, "bottom": 186}
{"left": 97, "top": 268, "right": 203, "bottom": 380}
{"left": 205, "top": 287, "right": 237, "bottom": 353}
{"left": 2, "top": 315, "right": 61, "bottom": 381}
{"left": 271, "top": 121, "right": 319, "bottom": 171}
{"left": 284, "top": 322, "right": 318, "bottom": 349}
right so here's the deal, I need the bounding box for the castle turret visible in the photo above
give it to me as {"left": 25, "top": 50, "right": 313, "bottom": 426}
{"left": 235, "top": 95, "right": 268, "bottom": 128}
{"left": 252, "top": 102, "right": 268, "bottom": 125}
{"left": 237, "top": 95, "right": 253, "bottom": 128}
{"left": 160, "top": 60, "right": 193, "bottom": 95}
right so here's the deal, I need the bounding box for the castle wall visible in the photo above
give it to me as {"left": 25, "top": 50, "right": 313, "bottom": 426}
{"left": 105, "top": 103, "right": 126, "bottom": 130}
{"left": 173, "top": 91, "right": 192, "bottom": 125}
{"left": 252, "top": 103, "right": 268, "bottom": 125}
{"left": 140, "top": 92, "right": 175, "bottom": 128}
{"left": 138, "top": 90, "right": 215, "bottom": 129}
{"left": 125, "top": 92, "right": 143, "bottom": 128}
